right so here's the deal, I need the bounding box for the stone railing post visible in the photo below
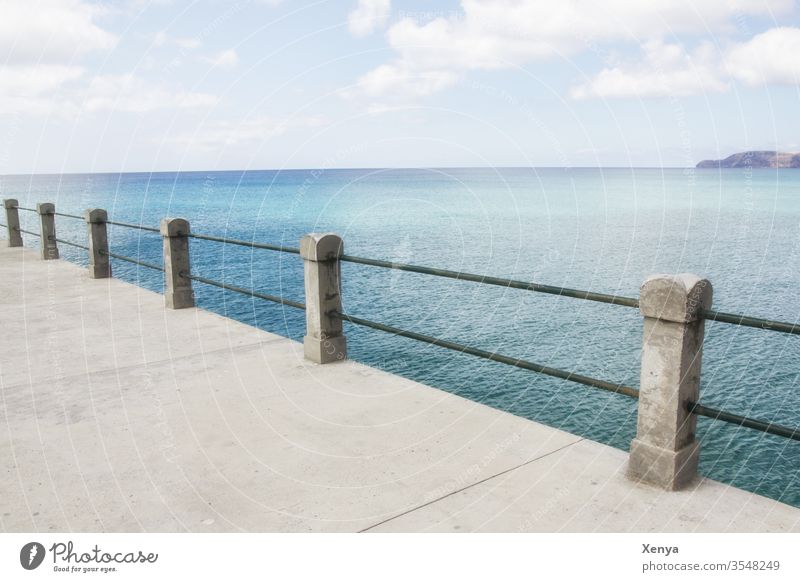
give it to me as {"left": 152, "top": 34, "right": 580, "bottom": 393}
{"left": 3, "top": 199, "right": 22, "bottom": 247}
{"left": 37, "top": 202, "right": 59, "bottom": 260}
{"left": 160, "top": 218, "right": 194, "bottom": 309}
{"left": 300, "top": 233, "right": 346, "bottom": 364}
{"left": 85, "top": 208, "right": 110, "bottom": 279}
{"left": 628, "top": 274, "right": 713, "bottom": 490}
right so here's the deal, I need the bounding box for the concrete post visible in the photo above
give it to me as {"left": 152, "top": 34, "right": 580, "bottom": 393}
{"left": 37, "top": 203, "right": 59, "bottom": 260}
{"left": 85, "top": 208, "right": 110, "bottom": 279}
{"left": 628, "top": 274, "right": 713, "bottom": 490}
{"left": 3, "top": 199, "right": 23, "bottom": 247}
{"left": 160, "top": 218, "right": 194, "bottom": 309}
{"left": 300, "top": 233, "right": 347, "bottom": 364}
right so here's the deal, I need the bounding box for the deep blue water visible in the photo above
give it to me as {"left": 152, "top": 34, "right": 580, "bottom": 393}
{"left": 2, "top": 167, "right": 799, "bottom": 506}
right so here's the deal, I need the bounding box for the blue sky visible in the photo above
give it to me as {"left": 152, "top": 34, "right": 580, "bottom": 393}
{"left": 1, "top": 0, "right": 799, "bottom": 173}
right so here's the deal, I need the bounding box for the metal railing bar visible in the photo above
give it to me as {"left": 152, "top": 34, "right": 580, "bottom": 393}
{"left": 16, "top": 206, "right": 36, "bottom": 212}
{"left": 688, "top": 401, "right": 800, "bottom": 441}
{"left": 339, "top": 254, "right": 640, "bottom": 308}
{"left": 181, "top": 271, "right": 305, "bottom": 310}
{"left": 15, "top": 209, "right": 800, "bottom": 336}
{"left": 331, "top": 310, "right": 640, "bottom": 399}
{"left": 181, "top": 231, "right": 300, "bottom": 254}
{"left": 54, "top": 237, "right": 89, "bottom": 251}
{"left": 53, "top": 211, "right": 85, "bottom": 221}
{"left": 105, "top": 220, "right": 160, "bottom": 233}
{"left": 16, "top": 227, "right": 41, "bottom": 237}
{"left": 701, "top": 308, "right": 800, "bottom": 335}
{"left": 99, "top": 249, "right": 164, "bottom": 272}
{"left": 339, "top": 255, "right": 800, "bottom": 335}
{"left": 10, "top": 210, "right": 800, "bottom": 446}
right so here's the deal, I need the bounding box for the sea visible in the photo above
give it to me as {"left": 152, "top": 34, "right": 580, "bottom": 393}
{"left": 2, "top": 167, "right": 799, "bottom": 507}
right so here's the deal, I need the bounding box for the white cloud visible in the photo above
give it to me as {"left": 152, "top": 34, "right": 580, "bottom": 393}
{"left": 0, "top": 3, "right": 218, "bottom": 118}
{"left": 153, "top": 30, "right": 202, "bottom": 50}
{"left": 165, "top": 116, "right": 327, "bottom": 152}
{"left": 0, "top": 0, "right": 116, "bottom": 116}
{"left": 0, "top": 65, "right": 84, "bottom": 97}
{"left": 0, "top": 67, "right": 217, "bottom": 118}
{"left": 203, "top": 49, "right": 240, "bottom": 68}
{"left": 570, "top": 40, "right": 729, "bottom": 99}
{"left": 348, "top": 0, "right": 391, "bottom": 37}
{"left": 0, "top": 0, "right": 116, "bottom": 64}
{"left": 348, "top": 0, "right": 792, "bottom": 98}
{"left": 571, "top": 26, "right": 800, "bottom": 100}
{"left": 365, "top": 103, "right": 416, "bottom": 115}
{"left": 82, "top": 74, "right": 218, "bottom": 113}
{"left": 726, "top": 27, "right": 800, "bottom": 86}
{"left": 1, "top": 72, "right": 218, "bottom": 117}
{"left": 353, "top": 63, "right": 460, "bottom": 97}
{"left": 0, "top": 64, "right": 85, "bottom": 116}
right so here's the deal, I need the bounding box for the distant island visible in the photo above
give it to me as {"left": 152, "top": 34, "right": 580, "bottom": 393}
{"left": 697, "top": 151, "right": 800, "bottom": 168}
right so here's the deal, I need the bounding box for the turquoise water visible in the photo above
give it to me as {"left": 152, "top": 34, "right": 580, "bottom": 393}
{"left": 2, "top": 167, "right": 799, "bottom": 506}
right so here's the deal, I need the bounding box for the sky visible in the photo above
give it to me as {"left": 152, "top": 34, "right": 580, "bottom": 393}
{"left": 1, "top": 0, "right": 799, "bottom": 173}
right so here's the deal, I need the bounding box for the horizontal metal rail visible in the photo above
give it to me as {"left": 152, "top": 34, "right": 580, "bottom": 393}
{"left": 331, "top": 310, "right": 640, "bottom": 399}
{"left": 8, "top": 211, "right": 800, "bottom": 443}
{"left": 338, "top": 255, "right": 799, "bottom": 335}
{"left": 180, "top": 271, "right": 305, "bottom": 310}
{"left": 105, "top": 220, "right": 160, "bottom": 233}
{"left": 181, "top": 231, "right": 300, "bottom": 254}
{"left": 19, "top": 209, "right": 800, "bottom": 335}
{"left": 99, "top": 249, "right": 164, "bottom": 272}
{"left": 54, "top": 237, "right": 89, "bottom": 251}
{"left": 701, "top": 308, "right": 799, "bottom": 335}
{"left": 16, "top": 206, "right": 36, "bottom": 212}
{"left": 339, "top": 254, "right": 641, "bottom": 308}
{"left": 688, "top": 401, "right": 800, "bottom": 441}
{"left": 53, "top": 211, "right": 84, "bottom": 221}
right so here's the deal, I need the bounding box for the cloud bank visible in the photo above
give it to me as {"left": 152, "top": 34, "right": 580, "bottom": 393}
{"left": 347, "top": 0, "right": 798, "bottom": 100}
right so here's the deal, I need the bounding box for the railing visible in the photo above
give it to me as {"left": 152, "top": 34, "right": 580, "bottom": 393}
{"left": 3, "top": 198, "right": 799, "bottom": 492}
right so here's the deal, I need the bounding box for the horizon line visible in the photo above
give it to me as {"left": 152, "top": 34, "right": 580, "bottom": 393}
{"left": 1, "top": 164, "right": 748, "bottom": 178}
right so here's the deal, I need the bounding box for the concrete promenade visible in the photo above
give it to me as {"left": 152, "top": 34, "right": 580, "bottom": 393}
{"left": 1, "top": 244, "right": 799, "bottom": 532}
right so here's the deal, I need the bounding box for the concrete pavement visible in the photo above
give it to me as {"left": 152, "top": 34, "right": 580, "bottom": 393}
{"left": 1, "top": 245, "right": 798, "bottom": 532}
